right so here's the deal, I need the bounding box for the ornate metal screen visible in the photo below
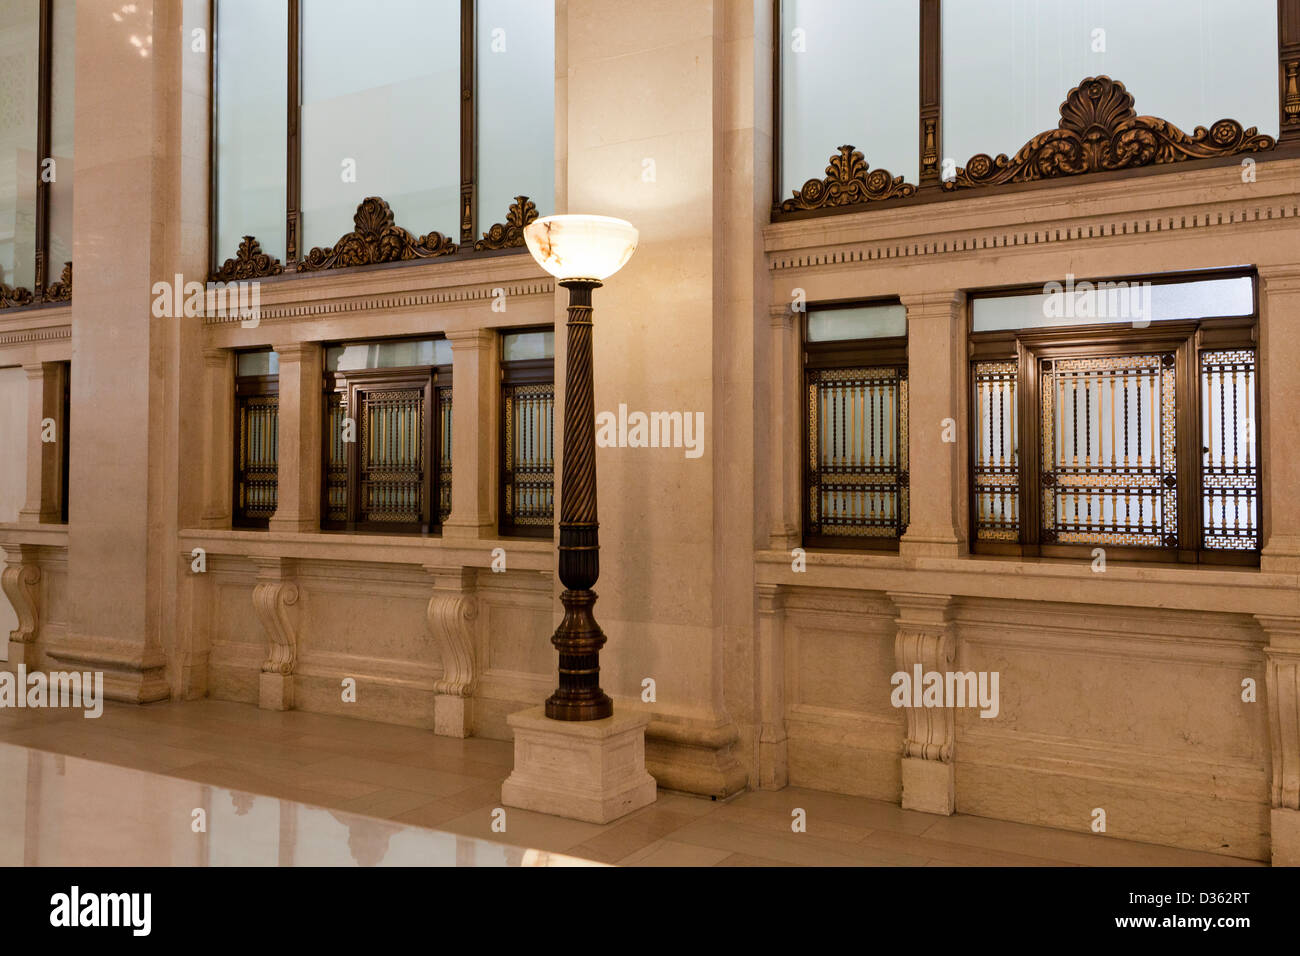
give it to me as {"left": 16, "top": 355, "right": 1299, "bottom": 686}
{"left": 325, "top": 391, "right": 348, "bottom": 523}
{"left": 1201, "top": 349, "right": 1258, "bottom": 550}
{"left": 502, "top": 382, "right": 555, "bottom": 531}
{"left": 236, "top": 394, "right": 279, "bottom": 523}
{"left": 438, "top": 385, "right": 453, "bottom": 524}
{"left": 806, "top": 366, "right": 908, "bottom": 538}
{"left": 973, "top": 360, "right": 1019, "bottom": 540}
{"left": 1040, "top": 353, "right": 1177, "bottom": 547}
{"left": 358, "top": 388, "right": 426, "bottom": 525}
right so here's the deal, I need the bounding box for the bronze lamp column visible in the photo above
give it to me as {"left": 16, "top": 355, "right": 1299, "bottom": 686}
{"left": 523, "top": 215, "right": 639, "bottom": 721}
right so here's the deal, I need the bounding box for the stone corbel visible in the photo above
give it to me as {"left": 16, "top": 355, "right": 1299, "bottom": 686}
{"left": 1256, "top": 615, "right": 1300, "bottom": 866}
{"left": 251, "top": 558, "right": 300, "bottom": 711}
{"left": 890, "top": 591, "right": 957, "bottom": 814}
{"left": 1, "top": 544, "right": 42, "bottom": 669}
{"left": 425, "top": 566, "right": 478, "bottom": 737}
{"left": 756, "top": 583, "right": 789, "bottom": 789}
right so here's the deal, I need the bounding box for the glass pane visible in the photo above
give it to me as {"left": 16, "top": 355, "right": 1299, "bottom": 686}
{"left": 972, "top": 276, "right": 1254, "bottom": 332}
{"left": 807, "top": 305, "right": 906, "bottom": 342}
{"left": 477, "top": 0, "right": 554, "bottom": 226}
{"left": 326, "top": 338, "right": 450, "bottom": 372}
{"left": 301, "top": 0, "right": 460, "bottom": 250}
{"left": 942, "top": 0, "right": 1278, "bottom": 166}
{"left": 0, "top": 1, "right": 39, "bottom": 292}
{"left": 779, "top": 0, "right": 919, "bottom": 199}
{"left": 502, "top": 330, "right": 553, "bottom": 361}
{"left": 807, "top": 366, "right": 908, "bottom": 538}
{"left": 237, "top": 350, "right": 279, "bottom": 377}
{"left": 47, "top": 0, "right": 74, "bottom": 281}
{"left": 215, "top": 0, "right": 288, "bottom": 266}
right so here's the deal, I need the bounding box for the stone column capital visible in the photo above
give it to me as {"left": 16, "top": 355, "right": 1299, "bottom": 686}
{"left": 900, "top": 290, "right": 966, "bottom": 316}
{"left": 270, "top": 341, "right": 322, "bottom": 364}
{"left": 445, "top": 328, "right": 497, "bottom": 350}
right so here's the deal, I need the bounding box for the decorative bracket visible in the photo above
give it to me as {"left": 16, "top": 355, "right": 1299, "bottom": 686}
{"left": 297, "top": 197, "right": 459, "bottom": 272}
{"left": 425, "top": 566, "right": 478, "bottom": 737}
{"left": 943, "top": 76, "right": 1276, "bottom": 191}
{"left": 1, "top": 545, "right": 42, "bottom": 667}
{"left": 251, "top": 558, "right": 300, "bottom": 710}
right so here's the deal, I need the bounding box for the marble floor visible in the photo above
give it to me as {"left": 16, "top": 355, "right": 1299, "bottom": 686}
{"left": 0, "top": 699, "right": 1261, "bottom": 867}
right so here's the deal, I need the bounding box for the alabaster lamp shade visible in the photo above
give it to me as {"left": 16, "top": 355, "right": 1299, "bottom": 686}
{"left": 523, "top": 214, "right": 638, "bottom": 282}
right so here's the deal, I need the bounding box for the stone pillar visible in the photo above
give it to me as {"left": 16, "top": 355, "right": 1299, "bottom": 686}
{"left": 769, "top": 304, "right": 801, "bottom": 549}
{"left": 1256, "top": 615, "right": 1300, "bottom": 866}
{"left": 443, "top": 329, "right": 497, "bottom": 540}
{"left": 1258, "top": 265, "right": 1300, "bottom": 572}
{"left": 268, "top": 342, "right": 322, "bottom": 534}
{"left": 899, "top": 291, "right": 968, "bottom": 558}
{"left": 252, "top": 557, "right": 300, "bottom": 711}
{"left": 18, "top": 362, "right": 66, "bottom": 525}
{"left": 890, "top": 591, "right": 957, "bottom": 814}
{"left": 200, "top": 348, "right": 234, "bottom": 529}
{"left": 756, "top": 583, "right": 788, "bottom": 789}
{"left": 1, "top": 544, "right": 42, "bottom": 669}
{"left": 425, "top": 565, "right": 478, "bottom": 737}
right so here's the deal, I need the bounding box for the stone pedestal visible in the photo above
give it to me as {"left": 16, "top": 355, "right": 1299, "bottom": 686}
{"left": 501, "top": 707, "right": 657, "bottom": 824}
{"left": 258, "top": 671, "right": 294, "bottom": 712}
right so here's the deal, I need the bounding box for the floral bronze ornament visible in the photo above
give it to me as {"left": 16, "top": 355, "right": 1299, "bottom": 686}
{"left": 43, "top": 262, "right": 71, "bottom": 302}
{"left": 0, "top": 282, "right": 34, "bottom": 309}
{"left": 212, "top": 236, "right": 284, "bottom": 282}
{"left": 297, "top": 197, "right": 459, "bottom": 272}
{"left": 474, "top": 195, "right": 539, "bottom": 251}
{"left": 943, "top": 76, "right": 1276, "bottom": 191}
{"left": 780, "top": 145, "right": 916, "bottom": 212}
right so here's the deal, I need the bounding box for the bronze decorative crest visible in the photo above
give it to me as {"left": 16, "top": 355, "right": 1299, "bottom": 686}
{"left": 43, "top": 262, "right": 71, "bottom": 302}
{"left": 297, "top": 197, "right": 459, "bottom": 272}
{"left": 213, "top": 236, "right": 284, "bottom": 282}
{"left": 780, "top": 145, "right": 916, "bottom": 211}
{"left": 943, "top": 76, "right": 1276, "bottom": 191}
{"left": 475, "top": 195, "right": 539, "bottom": 251}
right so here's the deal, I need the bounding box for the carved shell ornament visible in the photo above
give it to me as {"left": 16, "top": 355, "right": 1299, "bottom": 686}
{"left": 782, "top": 145, "right": 917, "bottom": 211}
{"left": 297, "top": 196, "right": 458, "bottom": 271}
{"left": 943, "top": 76, "right": 1276, "bottom": 190}
{"left": 213, "top": 236, "right": 284, "bottom": 281}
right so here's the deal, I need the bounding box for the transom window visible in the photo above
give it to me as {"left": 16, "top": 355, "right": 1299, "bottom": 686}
{"left": 212, "top": 0, "right": 555, "bottom": 276}
{"left": 969, "top": 272, "right": 1259, "bottom": 564}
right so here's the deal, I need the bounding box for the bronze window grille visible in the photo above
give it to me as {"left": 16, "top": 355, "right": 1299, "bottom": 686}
{"left": 803, "top": 312, "right": 909, "bottom": 549}
{"left": 969, "top": 274, "right": 1260, "bottom": 565}
{"left": 233, "top": 375, "right": 280, "bottom": 528}
{"left": 322, "top": 350, "right": 451, "bottom": 535}
{"left": 499, "top": 352, "right": 555, "bottom": 538}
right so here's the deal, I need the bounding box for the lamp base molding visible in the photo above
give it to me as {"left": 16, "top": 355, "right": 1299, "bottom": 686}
{"left": 501, "top": 706, "right": 657, "bottom": 823}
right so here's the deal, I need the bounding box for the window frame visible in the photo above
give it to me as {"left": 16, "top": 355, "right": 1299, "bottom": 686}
{"left": 320, "top": 342, "right": 452, "bottom": 536}
{"left": 801, "top": 299, "right": 909, "bottom": 551}
{"left": 967, "top": 270, "right": 1261, "bottom": 566}
{"left": 232, "top": 357, "right": 280, "bottom": 529}
{"left": 498, "top": 332, "right": 555, "bottom": 539}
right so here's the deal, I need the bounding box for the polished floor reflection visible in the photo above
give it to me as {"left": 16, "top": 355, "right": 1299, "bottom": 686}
{"left": 0, "top": 699, "right": 1261, "bottom": 867}
{"left": 0, "top": 742, "right": 598, "bottom": 866}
